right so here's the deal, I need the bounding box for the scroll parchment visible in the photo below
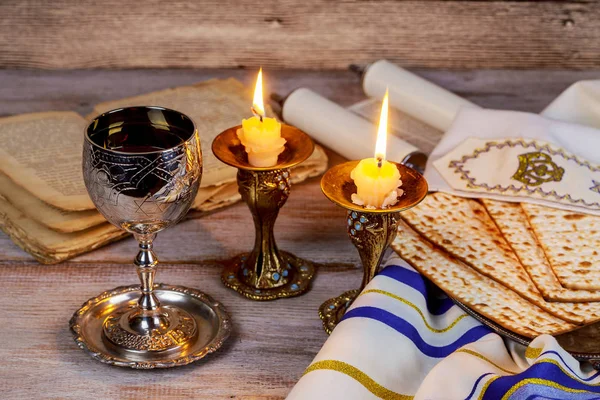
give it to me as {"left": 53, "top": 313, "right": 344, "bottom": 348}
{"left": 362, "top": 59, "right": 479, "bottom": 132}
{"left": 348, "top": 98, "right": 444, "bottom": 156}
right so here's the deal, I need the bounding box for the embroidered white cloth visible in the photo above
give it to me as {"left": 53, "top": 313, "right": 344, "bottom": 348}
{"left": 426, "top": 108, "right": 600, "bottom": 216}
{"left": 287, "top": 257, "right": 600, "bottom": 399}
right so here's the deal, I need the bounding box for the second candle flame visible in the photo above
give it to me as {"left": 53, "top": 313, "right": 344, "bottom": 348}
{"left": 252, "top": 67, "right": 265, "bottom": 118}
{"left": 374, "top": 88, "right": 389, "bottom": 165}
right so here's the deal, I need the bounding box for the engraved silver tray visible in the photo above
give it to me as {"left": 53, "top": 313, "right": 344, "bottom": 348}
{"left": 70, "top": 284, "right": 231, "bottom": 369}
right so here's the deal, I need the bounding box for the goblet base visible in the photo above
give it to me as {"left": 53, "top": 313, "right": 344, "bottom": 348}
{"left": 70, "top": 284, "right": 231, "bottom": 369}
{"left": 318, "top": 289, "right": 360, "bottom": 335}
{"left": 221, "top": 251, "right": 315, "bottom": 301}
{"left": 102, "top": 305, "right": 197, "bottom": 352}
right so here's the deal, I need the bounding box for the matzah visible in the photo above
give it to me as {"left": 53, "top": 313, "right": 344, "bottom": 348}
{"left": 401, "top": 192, "right": 589, "bottom": 324}
{"left": 521, "top": 203, "right": 600, "bottom": 290}
{"left": 391, "top": 222, "right": 578, "bottom": 338}
{"left": 483, "top": 199, "right": 600, "bottom": 309}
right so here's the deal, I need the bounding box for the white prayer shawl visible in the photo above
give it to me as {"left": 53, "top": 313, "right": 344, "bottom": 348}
{"left": 287, "top": 257, "right": 600, "bottom": 400}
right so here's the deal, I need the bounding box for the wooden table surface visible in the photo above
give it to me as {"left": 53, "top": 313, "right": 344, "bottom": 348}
{"left": 0, "top": 68, "right": 598, "bottom": 399}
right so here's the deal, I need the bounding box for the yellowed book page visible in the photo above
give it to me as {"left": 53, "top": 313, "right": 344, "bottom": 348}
{"left": 0, "top": 143, "right": 326, "bottom": 263}
{"left": 0, "top": 194, "right": 125, "bottom": 264}
{"left": 0, "top": 111, "right": 93, "bottom": 211}
{"left": 91, "top": 78, "right": 259, "bottom": 188}
{"left": 191, "top": 184, "right": 229, "bottom": 210}
{"left": 0, "top": 173, "right": 105, "bottom": 233}
{"left": 196, "top": 182, "right": 240, "bottom": 212}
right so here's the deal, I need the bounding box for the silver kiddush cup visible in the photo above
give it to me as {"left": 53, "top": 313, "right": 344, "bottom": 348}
{"left": 71, "top": 106, "right": 230, "bottom": 369}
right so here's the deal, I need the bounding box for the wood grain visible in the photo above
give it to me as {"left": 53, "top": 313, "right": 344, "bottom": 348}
{"left": 0, "top": 261, "right": 358, "bottom": 399}
{"left": 1, "top": 1, "right": 600, "bottom": 70}
{"left": 2, "top": 69, "right": 599, "bottom": 120}
{"left": 0, "top": 68, "right": 597, "bottom": 398}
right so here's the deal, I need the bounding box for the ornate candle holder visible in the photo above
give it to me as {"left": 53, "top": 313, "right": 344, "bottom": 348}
{"left": 319, "top": 161, "right": 428, "bottom": 334}
{"left": 212, "top": 124, "right": 316, "bottom": 300}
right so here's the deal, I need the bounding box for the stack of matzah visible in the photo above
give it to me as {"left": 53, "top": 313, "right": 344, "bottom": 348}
{"left": 391, "top": 192, "right": 600, "bottom": 338}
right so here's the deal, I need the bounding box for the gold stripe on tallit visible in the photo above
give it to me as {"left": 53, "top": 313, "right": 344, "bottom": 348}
{"left": 303, "top": 360, "right": 412, "bottom": 400}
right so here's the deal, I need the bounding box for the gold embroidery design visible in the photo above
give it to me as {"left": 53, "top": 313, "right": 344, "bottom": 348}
{"left": 448, "top": 139, "right": 600, "bottom": 209}
{"left": 512, "top": 152, "right": 564, "bottom": 186}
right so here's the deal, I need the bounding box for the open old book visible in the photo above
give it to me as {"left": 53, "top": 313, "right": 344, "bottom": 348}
{"left": 0, "top": 79, "right": 328, "bottom": 263}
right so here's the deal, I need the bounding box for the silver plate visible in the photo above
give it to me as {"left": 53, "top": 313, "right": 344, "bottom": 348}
{"left": 70, "top": 284, "right": 231, "bottom": 369}
{"left": 453, "top": 298, "right": 600, "bottom": 369}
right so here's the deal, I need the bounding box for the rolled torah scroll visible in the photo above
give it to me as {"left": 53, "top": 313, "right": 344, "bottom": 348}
{"left": 362, "top": 60, "right": 480, "bottom": 132}
{"left": 280, "top": 88, "right": 427, "bottom": 173}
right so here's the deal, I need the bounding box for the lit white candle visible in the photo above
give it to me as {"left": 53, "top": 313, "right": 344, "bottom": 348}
{"left": 237, "top": 68, "right": 286, "bottom": 167}
{"left": 351, "top": 89, "right": 403, "bottom": 209}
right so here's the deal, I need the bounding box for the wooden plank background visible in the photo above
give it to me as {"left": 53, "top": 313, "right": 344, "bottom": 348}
{"left": 1, "top": 0, "right": 599, "bottom": 70}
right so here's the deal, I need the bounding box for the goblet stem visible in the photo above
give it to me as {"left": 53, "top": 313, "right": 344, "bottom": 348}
{"left": 347, "top": 211, "right": 400, "bottom": 291}
{"left": 237, "top": 168, "right": 291, "bottom": 289}
{"left": 134, "top": 233, "right": 160, "bottom": 311}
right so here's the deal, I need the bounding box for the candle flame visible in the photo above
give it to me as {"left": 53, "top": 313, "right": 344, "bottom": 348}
{"left": 374, "top": 88, "right": 389, "bottom": 162}
{"left": 252, "top": 67, "right": 265, "bottom": 118}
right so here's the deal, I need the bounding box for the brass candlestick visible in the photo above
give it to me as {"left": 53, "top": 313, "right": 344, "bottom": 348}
{"left": 318, "top": 161, "right": 428, "bottom": 334}
{"left": 212, "top": 124, "right": 316, "bottom": 300}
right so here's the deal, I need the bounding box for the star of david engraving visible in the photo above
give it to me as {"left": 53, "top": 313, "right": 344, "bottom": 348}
{"left": 134, "top": 194, "right": 168, "bottom": 217}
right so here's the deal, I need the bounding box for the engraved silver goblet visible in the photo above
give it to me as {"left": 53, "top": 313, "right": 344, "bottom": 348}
{"left": 70, "top": 106, "right": 230, "bottom": 368}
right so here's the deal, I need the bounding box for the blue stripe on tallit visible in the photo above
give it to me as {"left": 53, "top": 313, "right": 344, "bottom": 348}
{"left": 341, "top": 306, "right": 492, "bottom": 358}
{"left": 539, "top": 351, "right": 600, "bottom": 382}
{"left": 481, "top": 362, "right": 600, "bottom": 400}
{"left": 378, "top": 264, "right": 454, "bottom": 315}
{"left": 465, "top": 373, "right": 494, "bottom": 400}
